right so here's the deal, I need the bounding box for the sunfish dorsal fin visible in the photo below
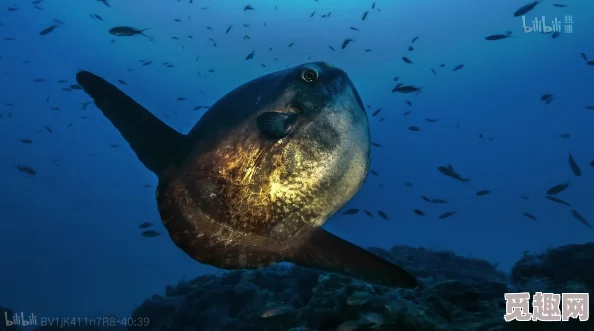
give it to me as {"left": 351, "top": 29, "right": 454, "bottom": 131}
{"left": 76, "top": 71, "right": 186, "bottom": 177}
{"left": 287, "top": 228, "right": 418, "bottom": 288}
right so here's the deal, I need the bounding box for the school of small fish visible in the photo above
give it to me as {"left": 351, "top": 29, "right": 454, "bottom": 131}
{"left": 1, "top": 0, "right": 592, "bottom": 238}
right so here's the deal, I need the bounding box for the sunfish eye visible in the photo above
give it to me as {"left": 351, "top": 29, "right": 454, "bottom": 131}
{"left": 301, "top": 67, "right": 319, "bottom": 83}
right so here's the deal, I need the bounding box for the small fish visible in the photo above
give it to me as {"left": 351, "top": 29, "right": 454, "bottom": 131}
{"left": 310, "top": 11, "right": 316, "bottom": 17}
{"left": 19, "top": 139, "right": 33, "bottom": 144}
{"left": 371, "top": 142, "right": 382, "bottom": 147}
{"left": 413, "top": 209, "right": 425, "bottom": 216}
{"left": 585, "top": 106, "right": 594, "bottom": 110}
{"left": 364, "top": 210, "right": 373, "bottom": 217}
{"left": 571, "top": 210, "right": 592, "bottom": 229}
{"left": 438, "top": 164, "right": 470, "bottom": 183}
{"left": 118, "top": 80, "right": 127, "bottom": 85}
{"left": 552, "top": 4, "right": 568, "bottom": 7}
{"left": 439, "top": 211, "right": 457, "bottom": 219}
{"left": 371, "top": 108, "right": 382, "bottom": 116}
{"left": 350, "top": 27, "right": 359, "bottom": 31}
{"left": 408, "top": 126, "right": 420, "bottom": 131}
{"left": 514, "top": 1, "right": 542, "bottom": 17}
{"left": 109, "top": 26, "right": 152, "bottom": 38}
{"left": 559, "top": 133, "right": 570, "bottom": 139}
{"left": 452, "top": 64, "right": 464, "bottom": 71}
{"left": 541, "top": 93, "right": 553, "bottom": 101}
{"left": 361, "top": 11, "right": 368, "bottom": 20}
{"left": 245, "top": 50, "right": 255, "bottom": 60}
{"left": 523, "top": 212, "right": 537, "bottom": 221}
{"left": 431, "top": 198, "right": 447, "bottom": 204}
{"left": 377, "top": 211, "right": 389, "bottom": 220}
{"left": 551, "top": 31, "right": 560, "bottom": 39}
{"left": 141, "top": 230, "right": 160, "bottom": 237}
{"left": 329, "top": 46, "right": 335, "bottom": 51}
{"left": 402, "top": 56, "right": 413, "bottom": 64}
{"left": 476, "top": 190, "right": 490, "bottom": 196}
{"left": 392, "top": 84, "right": 422, "bottom": 93}
{"left": 97, "top": 0, "right": 110, "bottom": 7}
{"left": 341, "top": 38, "right": 354, "bottom": 49}
{"left": 244, "top": 5, "right": 254, "bottom": 11}
{"left": 288, "top": 42, "right": 295, "bottom": 47}
{"left": 342, "top": 208, "right": 360, "bottom": 215}
{"left": 485, "top": 34, "right": 512, "bottom": 40}
{"left": 431, "top": 68, "right": 436, "bottom": 75}
{"left": 408, "top": 45, "right": 413, "bottom": 51}
{"left": 568, "top": 152, "right": 581, "bottom": 176}
{"left": 16, "top": 165, "right": 36, "bottom": 175}
{"left": 411, "top": 36, "right": 419, "bottom": 43}
{"left": 546, "top": 182, "right": 569, "bottom": 195}
{"left": 138, "top": 222, "right": 153, "bottom": 228}
{"left": 370, "top": 170, "right": 379, "bottom": 176}
{"left": 405, "top": 100, "right": 412, "bottom": 106}
{"left": 545, "top": 196, "right": 571, "bottom": 207}
{"left": 226, "top": 25, "right": 232, "bottom": 33}
{"left": 591, "top": 160, "right": 594, "bottom": 167}
{"left": 40, "top": 24, "right": 59, "bottom": 35}
{"left": 426, "top": 118, "right": 438, "bottom": 122}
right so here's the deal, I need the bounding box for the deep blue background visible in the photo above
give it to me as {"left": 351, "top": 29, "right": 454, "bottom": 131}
{"left": 1, "top": 0, "right": 592, "bottom": 321}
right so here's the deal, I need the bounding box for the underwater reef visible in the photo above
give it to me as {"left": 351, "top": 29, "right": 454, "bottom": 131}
{"left": 4, "top": 243, "right": 594, "bottom": 331}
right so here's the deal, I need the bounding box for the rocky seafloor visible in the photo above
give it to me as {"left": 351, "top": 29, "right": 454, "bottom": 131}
{"left": 3, "top": 243, "right": 593, "bottom": 331}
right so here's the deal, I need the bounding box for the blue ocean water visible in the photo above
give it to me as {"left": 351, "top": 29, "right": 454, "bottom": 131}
{"left": 0, "top": 0, "right": 593, "bottom": 323}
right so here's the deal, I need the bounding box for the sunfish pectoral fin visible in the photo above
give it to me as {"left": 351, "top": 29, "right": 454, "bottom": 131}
{"left": 286, "top": 227, "right": 418, "bottom": 289}
{"left": 257, "top": 112, "right": 298, "bottom": 139}
{"left": 76, "top": 71, "right": 186, "bottom": 177}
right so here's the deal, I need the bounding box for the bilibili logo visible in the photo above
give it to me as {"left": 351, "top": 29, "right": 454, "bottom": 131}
{"left": 521, "top": 15, "right": 574, "bottom": 34}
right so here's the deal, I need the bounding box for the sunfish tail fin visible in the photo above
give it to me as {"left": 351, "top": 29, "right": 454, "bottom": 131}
{"left": 76, "top": 71, "right": 186, "bottom": 177}
{"left": 287, "top": 228, "right": 418, "bottom": 288}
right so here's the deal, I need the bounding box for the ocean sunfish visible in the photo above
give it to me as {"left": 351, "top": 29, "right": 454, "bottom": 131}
{"left": 75, "top": 62, "right": 418, "bottom": 288}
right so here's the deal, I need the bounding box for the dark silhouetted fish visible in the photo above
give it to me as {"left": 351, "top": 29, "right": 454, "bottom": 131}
{"left": 413, "top": 209, "right": 425, "bottom": 216}
{"left": 109, "top": 26, "right": 152, "bottom": 38}
{"left": 545, "top": 196, "right": 571, "bottom": 207}
{"left": 514, "top": 1, "right": 542, "bottom": 17}
{"left": 141, "top": 230, "right": 160, "bottom": 237}
{"left": 342, "top": 208, "right": 360, "bottom": 215}
{"left": 341, "top": 38, "right": 354, "bottom": 49}
{"left": 523, "top": 212, "right": 537, "bottom": 221}
{"left": 476, "top": 190, "right": 490, "bottom": 196}
{"left": 546, "top": 182, "right": 569, "bottom": 195}
{"left": 377, "top": 211, "right": 389, "bottom": 220}
{"left": 568, "top": 152, "right": 581, "bottom": 176}
{"left": 40, "top": 24, "right": 59, "bottom": 35}
{"left": 16, "top": 165, "right": 36, "bottom": 175}
{"left": 139, "top": 222, "right": 153, "bottom": 228}
{"left": 439, "top": 211, "right": 457, "bottom": 219}
{"left": 452, "top": 64, "right": 464, "bottom": 71}
{"left": 571, "top": 210, "right": 592, "bottom": 229}
{"left": 438, "top": 164, "right": 470, "bottom": 182}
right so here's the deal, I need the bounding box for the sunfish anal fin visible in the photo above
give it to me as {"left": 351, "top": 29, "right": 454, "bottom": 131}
{"left": 287, "top": 227, "right": 418, "bottom": 288}
{"left": 76, "top": 71, "right": 186, "bottom": 177}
